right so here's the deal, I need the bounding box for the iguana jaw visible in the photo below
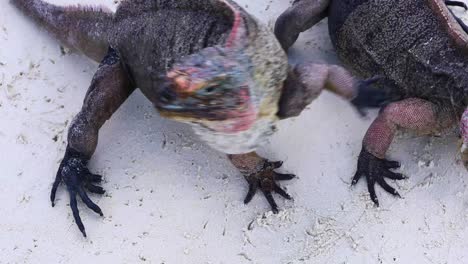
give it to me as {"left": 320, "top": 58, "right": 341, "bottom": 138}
{"left": 157, "top": 102, "right": 258, "bottom": 134}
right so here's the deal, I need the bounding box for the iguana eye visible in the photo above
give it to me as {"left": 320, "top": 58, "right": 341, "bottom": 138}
{"left": 199, "top": 86, "right": 218, "bottom": 95}
{"left": 205, "top": 86, "right": 216, "bottom": 93}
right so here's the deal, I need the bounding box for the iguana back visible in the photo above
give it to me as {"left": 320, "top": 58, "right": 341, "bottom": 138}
{"left": 11, "top": 1, "right": 237, "bottom": 69}
{"left": 108, "top": 1, "right": 236, "bottom": 99}
{"left": 10, "top": 0, "right": 254, "bottom": 99}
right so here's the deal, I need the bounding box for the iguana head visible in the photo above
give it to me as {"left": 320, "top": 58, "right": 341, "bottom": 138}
{"left": 156, "top": 46, "right": 257, "bottom": 134}
{"left": 154, "top": 0, "right": 288, "bottom": 154}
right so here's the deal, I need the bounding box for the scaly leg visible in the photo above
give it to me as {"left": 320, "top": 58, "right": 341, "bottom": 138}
{"left": 274, "top": 0, "right": 330, "bottom": 50}
{"left": 352, "top": 98, "right": 457, "bottom": 206}
{"left": 277, "top": 63, "right": 387, "bottom": 119}
{"left": 228, "top": 152, "right": 295, "bottom": 213}
{"left": 51, "top": 48, "right": 135, "bottom": 237}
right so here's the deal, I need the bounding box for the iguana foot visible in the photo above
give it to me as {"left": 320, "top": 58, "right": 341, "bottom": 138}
{"left": 446, "top": 0, "right": 468, "bottom": 10}
{"left": 351, "top": 75, "right": 389, "bottom": 116}
{"left": 229, "top": 153, "right": 295, "bottom": 213}
{"left": 351, "top": 149, "right": 406, "bottom": 206}
{"left": 51, "top": 147, "right": 105, "bottom": 237}
{"left": 244, "top": 161, "right": 295, "bottom": 213}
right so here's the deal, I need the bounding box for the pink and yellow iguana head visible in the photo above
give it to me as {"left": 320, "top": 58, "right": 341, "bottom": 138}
{"left": 155, "top": 0, "right": 288, "bottom": 154}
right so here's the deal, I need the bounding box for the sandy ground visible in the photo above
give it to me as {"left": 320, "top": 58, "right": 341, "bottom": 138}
{"left": 1, "top": 0, "right": 467, "bottom": 263}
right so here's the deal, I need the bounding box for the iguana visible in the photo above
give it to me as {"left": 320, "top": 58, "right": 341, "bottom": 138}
{"left": 11, "top": 0, "right": 387, "bottom": 237}
{"left": 275, "top": 0, "right": 468, "bottom": 206}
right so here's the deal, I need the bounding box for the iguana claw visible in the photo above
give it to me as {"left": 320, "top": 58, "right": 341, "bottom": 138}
{"left": 51, "top": 147, "right": 105, "bottom": 237}
{"left": 352, "top": 148, "right": 406, "bottom": 206}
{"left": 243, "top": 160, "right": 295, "bottom": 213}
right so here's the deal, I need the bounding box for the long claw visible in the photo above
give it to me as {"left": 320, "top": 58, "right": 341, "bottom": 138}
{"left": 269, "top": 161, "right": 283, "bottom": 169}
{"left": 263, "top": 191, "right": 279, "bottom": 213}
{"left": 88, "top": 174, "right": 103, "bottom": 183}
{"left": 384, "top": 171, "right": 406, "bottom": 180}
{"left": 69, "top": 191, "right": 86, "bottom": 237}
{"left": 384, "top": 160, "right": 401, "bottom": 169}
{"left": 85, "top": 183, "right": 105, "bottom": 195}
{"left": 244, "top": 180, "right": 258, "bottom": 204}
{"left": 351, "top": 172, "right": 362, "bottom": 185}
{"left": 273, "top": 185, "right": 292, "bottom": 200}
{"left": 367, "top": 179, "right": 379, "bottom": 206}
{"left": 377, "top": 178, "right": 401, "bottom": 197}
{"left": 274, "top": 173, "right": 296, "bottom": 181}
{"left": 78, "top": 187, "right": 103, "bottom": 216}
{"left": 51, "top": 171, "right": 62, "bottom": 207}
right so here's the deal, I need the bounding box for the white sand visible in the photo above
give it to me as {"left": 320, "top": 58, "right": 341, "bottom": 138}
{"left": 0, "top": 0, "right": 467, "bottom": 263}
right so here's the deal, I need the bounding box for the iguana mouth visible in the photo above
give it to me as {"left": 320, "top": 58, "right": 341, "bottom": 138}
{"left": 156, "top": 105, "right": 227, "bottom": 120}
{"left": 156, "top": 100, "right": 258, "bottom": 133}
{"left": 155, "top": 79, "right": 252, "bottom": 116}
{"left": 155, "top": 81, "right": 258, "bottom": 133}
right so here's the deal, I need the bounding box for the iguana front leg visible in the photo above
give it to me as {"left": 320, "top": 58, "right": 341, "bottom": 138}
{"left": 230, "top": 63, "right": 385, "bottom": 213}
{"left": 274, "top": 0, "right": 330, "bottom": 50}
{"left": 352, "top": 98, "right": 458, "bottom": 206}
{"left": 51, "top": 48, "right": 134, "bottom": 237}
{"left": 277, "top": 63, "right": 386, "bottom": 119}
{"left": 228, "top": 152, "right": 295, "bottom": 213}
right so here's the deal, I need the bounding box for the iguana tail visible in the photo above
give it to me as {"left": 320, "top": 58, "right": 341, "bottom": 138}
{"left": 11, "top": 0, "right": 114, "bottom": 61}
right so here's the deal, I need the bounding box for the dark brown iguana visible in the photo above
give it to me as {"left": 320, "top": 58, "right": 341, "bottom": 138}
{"left": 11, "top": 0, "right": 388, "bottom": 236}
{"left": 275, "top": 0, "right": 468, "bottom": 206}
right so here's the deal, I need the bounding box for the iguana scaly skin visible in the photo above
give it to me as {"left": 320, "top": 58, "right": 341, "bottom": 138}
{"left": 11, "top": 0, "right": 387, "bottom": 236}
{"left": 276, "top": 0, "right": 468, "bottom": 206}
